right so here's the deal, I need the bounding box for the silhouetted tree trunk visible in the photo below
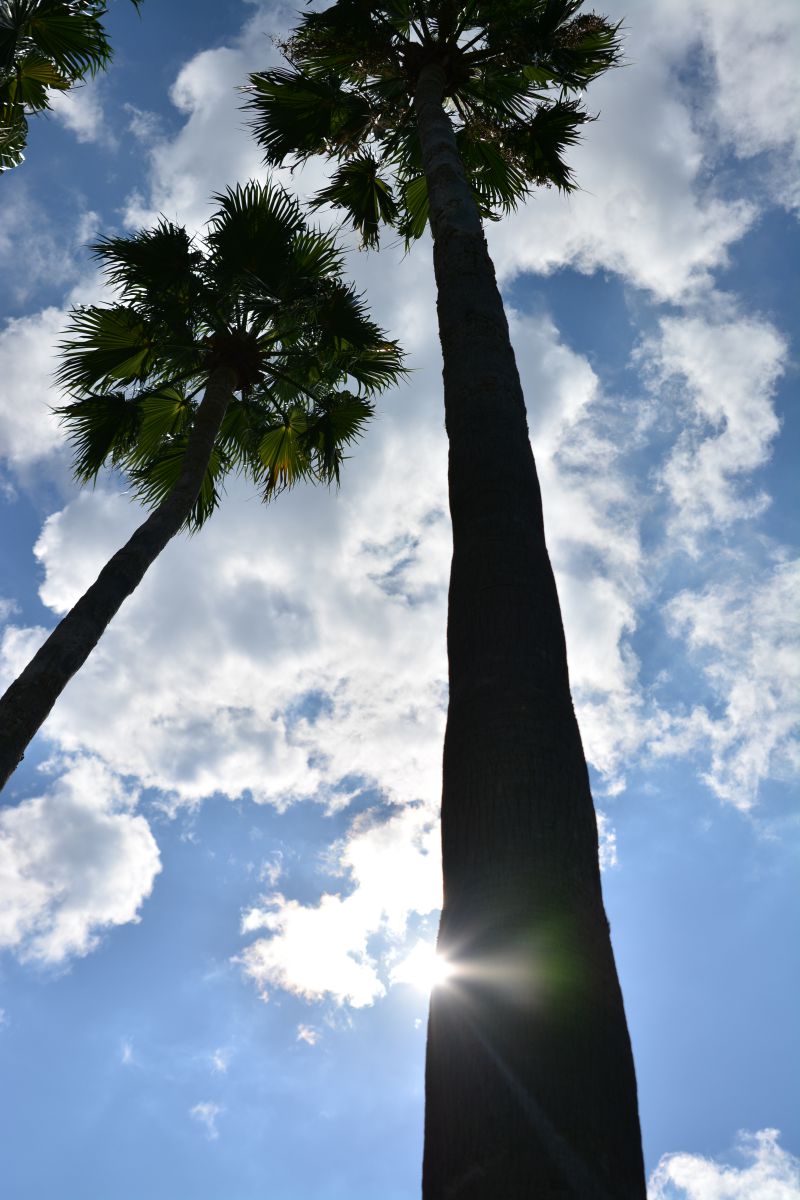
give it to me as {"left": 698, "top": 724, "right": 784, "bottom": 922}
{"left": 0, "top": 365, "right": 237, "bottom": 793}
{"left": 415, "top": 62, "right": 646, "bottom": 1200}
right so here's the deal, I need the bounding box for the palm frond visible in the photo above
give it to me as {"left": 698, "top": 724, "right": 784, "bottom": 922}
{"left": 55, "top": 175, "right": 404, "bottom": 521}
{"left": 304, "top": 390, "right": 374, "bottom": 484}
{"left": 205, "top": 179, "right": 309, "bottom": 300}
{"left": 55, "top": 389, "right": 143, "bottom": 482}
{"left": 129, "top": 438, "right": 229, "bottom": 530}
{"left": 0, "top": 0, "right": 145, "bottom": 170}
{"left": 92, "top": 221, "right": 200, "bottom": 299}
{"left": 255, "top": 408, "right": 314, "bottom": 498}
{"left": 0, "top": 99, "right": 26, "bottom": 169}
{"left": 245, "top": 68, "right": 375, "bottom": 165}
{"left": 56, "top": 306, "right": 157, "bottom": 394}
{"left": 512, "top": 98, "right": 590, "bottom": 192}
{"left": 24, "top": 4, "right": 112, "bottom": 79}
{"left": 311, "top": 153, "right": 400, "bottom": 248}
{"left": 243, "top": 1, "right": 622, "bottom": 235}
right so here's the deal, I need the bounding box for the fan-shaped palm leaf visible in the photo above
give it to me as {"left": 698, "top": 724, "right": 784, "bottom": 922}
{"left": 0, "top": 0, "right": 142, "bottom": 170}
{"left": 245, "top": 0, "right": 621, "bottom": 246}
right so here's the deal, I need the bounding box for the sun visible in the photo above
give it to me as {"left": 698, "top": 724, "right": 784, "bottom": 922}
{"left": 391, "top": 940, "right": 454, "bottom": 993}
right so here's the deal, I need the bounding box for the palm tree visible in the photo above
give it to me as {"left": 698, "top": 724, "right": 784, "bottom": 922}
{"left": 0, "top": 179, "right": 404, "bottom": 792}
{"left": 0, "top": 0, "right": 141, "bottom": 171}
{"left": 245, "top": 4, "right": 645, "bottom": 1197}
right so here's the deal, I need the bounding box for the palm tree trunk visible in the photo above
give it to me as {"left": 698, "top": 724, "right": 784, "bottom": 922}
{"left": 414, "top": 63, "right": 646, "bottom": 1199}
{"left": 0, "top": 364, "right": 237, "bottom": 794}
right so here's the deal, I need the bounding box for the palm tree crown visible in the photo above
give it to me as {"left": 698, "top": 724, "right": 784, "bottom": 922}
{"left": 246, "top": 0, "right": 621, "bottom": 246}
{"left": 57, "top": 179, "right": 404, "bottom": 527}
{"left": 0, "top": 0, "right": 141, "bottom": 171}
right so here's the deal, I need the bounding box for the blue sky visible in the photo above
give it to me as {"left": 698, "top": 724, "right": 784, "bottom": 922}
{"left": 1, "top": 2, "right": 799, "bottom": 1197}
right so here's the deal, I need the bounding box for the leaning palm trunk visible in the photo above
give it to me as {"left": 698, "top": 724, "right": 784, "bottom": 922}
{"left": 415, "top": 64, "right": 645, "bottom": 1199}
{"left": 0, "top": 365, "right": 236, "bottom": 791}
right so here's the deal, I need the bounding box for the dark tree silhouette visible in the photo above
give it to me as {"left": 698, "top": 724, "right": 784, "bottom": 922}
{"left": 245, "top": 3, "right": 645, "bottom": 1197}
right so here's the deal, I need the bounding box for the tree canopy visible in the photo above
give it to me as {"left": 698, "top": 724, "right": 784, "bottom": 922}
{"left": 57, "top": 178, "right": 405, "bottom": 528}
{"left": 246, "top": 0, "right": 621, "bottom": 246}
{"left": 0, "top": 0, "right": 142, "bottom": 170}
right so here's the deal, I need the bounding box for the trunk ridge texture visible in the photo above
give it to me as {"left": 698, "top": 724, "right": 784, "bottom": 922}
{"left": 415, "top": 64, "right": 646, "bottom": 1199}
{"left": 0, "top": 365, "right": 237, "bottom": 794}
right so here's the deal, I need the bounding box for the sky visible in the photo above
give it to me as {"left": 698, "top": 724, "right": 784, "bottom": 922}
{"left": 0, "top": 1, "right": 798, "bottom": 1197}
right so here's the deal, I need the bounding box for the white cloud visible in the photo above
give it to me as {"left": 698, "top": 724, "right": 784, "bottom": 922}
{"left": 210, "top": 1047, "right": 231, "bottom": 1074}
{"left": 648, "top": 1128, "right": 800, "bottom": 1199}
{"left": 486, "top": 0, "right": 756, "bottom": 302}
{"left": 0, "top": 185, "right": 94, "bottom": 309}
{"left": 296, "top": 1024, "right": 319, "bottom": 1046}
{"left": 596, "top": 811, "right": 618, "bottom": 870}
{"left": 48, "top": 78, "right": 111, "bottom": 146}
{"left": 120, "top": 1038, "right": 134, "bottom": 1065}
{"left": 697, "top": 0, "right": 800, "bottom": 215}
{"left": 0, "top": 0, "right": 795, "bottom": 1028}
{"left": 663, "top": 559, "right": 800, "bottom": 809}
{"left": 123, "top": 43, "right": 271, "bottom": 234}
{"left": 238, "top": 802, "right": 441, "bottom": 1007}
{"left": 0, "top": 597, "right": 19, "bottom": 625}
{"left": 0, "top": 758, "right": 161, "bottom": 964}
{"left": 640, "top": 315, "right": 786, "bottom": 548}
{"left": 0, "top": 307, "right": 70, "bottom": 468}
{"left": 190, "top": 1101, "right": 223, "bottom": 1141}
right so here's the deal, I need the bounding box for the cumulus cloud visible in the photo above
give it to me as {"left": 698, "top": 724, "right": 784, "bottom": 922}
{"left": 663, "top": 559, "right": 800, "bottom": 809}
{"left": 0, "top": 597, "right": 19, "bottom": 625}
{"left": 190, "top": 1101, "right": 223, "bottom": 1141}
{"left": 0, "top": 758, "right": 161, "bottom": 964}
{"left": 639, "top": 315, "right": 786, "bottom": 548}
{"left": 238, "top": 802, "right": 441, "bottom": 1007}
{"left": 0, "top": 307, "right": 71, "bottom": 468}
{"left": 296, "top": 1024, "right": 319, "bottom": 1046}
{"left": 210, "top": 1047, "right": 231, "bottom": 1074}
{"left": 486, "top": 0, "right": 757, "bottom": 302}
{"left": 648, "top": 1128, "right": 800, "bottom": 1199}
{"left": 48, "top": 78, "right": 112, "bottom": 147}
{"left": 697, "top": 0, "right": 800, "bottom": 215}
{"left": 121, "top": 4, "right": 293, "bottom": 235}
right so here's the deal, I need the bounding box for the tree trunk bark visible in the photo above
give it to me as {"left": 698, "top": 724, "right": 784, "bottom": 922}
{"left": 0, "top": 364, "right": 237, "bottom": 794}
{"left": 414, "top": 63, "right": 646, "bottom": 1199}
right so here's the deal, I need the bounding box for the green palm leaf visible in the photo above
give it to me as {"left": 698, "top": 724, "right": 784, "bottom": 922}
{"left": 246, "top": 68, "right": 375, "bottom": 164}
{"left": 130, "top": 438, "right": 229, "bottom": 530}
{"left": 256, "top": 409, "right": 314, "bottom": 497}
{"left": 304, "top": 390, "right": 374, "bottom": 483}
{"left": 244, "top": 0, "right": 621, "bottom": 244}
{"left": 0, "top": 0, "right": 143, "bottom": 172}
{"left": 56, "top": 178, "right": 405, "bottom": 526}
{"left": 56, "top": 306, "right": 157, "bottom": 394}
{"left": 311, "top": 153, "right": 400, "bottom": 248}
{"left": 0, "top": 98, "right": 26, "bottom": 167}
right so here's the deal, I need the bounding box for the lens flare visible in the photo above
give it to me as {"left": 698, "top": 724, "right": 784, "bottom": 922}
{"left": 391, "top": 940, "right": 453, "bottom": 993}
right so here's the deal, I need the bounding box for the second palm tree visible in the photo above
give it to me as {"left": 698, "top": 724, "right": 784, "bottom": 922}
{"left": 0, "top": 179, "right": 403, "bottom": 791}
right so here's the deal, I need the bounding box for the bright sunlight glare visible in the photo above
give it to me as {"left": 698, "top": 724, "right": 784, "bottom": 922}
{"left": 390, "top": 940, "right": 454, "bottom": 993}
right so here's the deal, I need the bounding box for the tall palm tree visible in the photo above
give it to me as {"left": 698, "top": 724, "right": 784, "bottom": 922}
{"left": 0, "top": 0, "right": 141, "bottom": 171}
{"left": 245, "top": 4, "right": 645, "bottom": 1197}
{"left": 0, "top": 179, "right": 404, "bottom": 792}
